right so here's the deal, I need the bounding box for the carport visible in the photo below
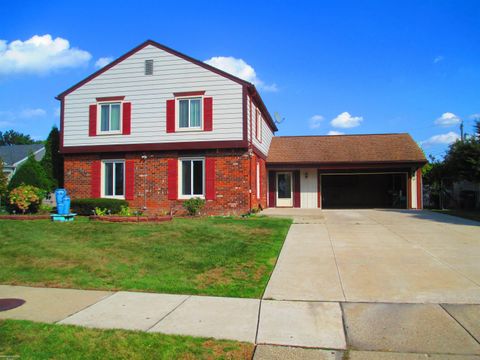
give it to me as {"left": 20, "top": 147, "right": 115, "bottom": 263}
{"left": 266, "top": 134, "right": 427, "bottom": 210}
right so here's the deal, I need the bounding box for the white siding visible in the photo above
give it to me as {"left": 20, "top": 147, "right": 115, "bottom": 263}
{"left": 411, "top": 170, "right": 418, "bottom": 209}
{"left": 246, "top": 95, "right": 274, "bottom": 156}
{"left": 63, "top": 45, "right": 244, "bottom": 147}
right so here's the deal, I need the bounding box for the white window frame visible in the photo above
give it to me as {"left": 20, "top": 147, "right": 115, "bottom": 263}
{"left": 256, "top": 161, "right": 260, "bottom": 199}
{"left": 176, "top": 96, "right": 203, "bottom": 132}
{"left": 101, "top": 159, "right": 125, "bottom": 199}
{"left": 256, "top": 109, "right": 263, "bottom": 142}
{"left": 97, "top": 101, "right": 123, "bottom": 135}
{"left": 178, "top": 157, "right": 205, "bottom": 199}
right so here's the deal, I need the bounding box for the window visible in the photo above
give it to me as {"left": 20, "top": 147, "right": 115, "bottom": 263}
{"left": 103, "top": 160, "right": 124, "bottom": 198}
{"left": 256, "top": 161, "right": 260, "bottom": 199}
{"left": 179, "top": 158, "right": 204, "bottom": 198}
{"left": 145, "top": 59, "right": 153, "bottom": 75}
{"left": 256, "top": 109, "right": 262, "bottom": 142}
{"left": 99, "top": 103, "right": 121, "bottom": 133}
{"left": 178, "top": 97, "right": 202, "bottom": 129}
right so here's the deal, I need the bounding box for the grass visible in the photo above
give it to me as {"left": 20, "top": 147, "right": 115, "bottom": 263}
{"left": 432, "top": 209, "right": 480, "bottom": 223}
{"left": 0, "top": 319, "right": 254, "bottom": 360}
{"left": 0, "top": 216, "right": 291, "bottom": 298}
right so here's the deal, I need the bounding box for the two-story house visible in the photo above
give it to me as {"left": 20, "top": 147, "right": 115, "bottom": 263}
{"left": 58, "top": 40, "right": 426, "bottom": 214}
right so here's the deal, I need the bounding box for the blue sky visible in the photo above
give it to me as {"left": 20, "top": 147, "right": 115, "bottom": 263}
{"left": 1, "top": 0, "right": 479, "bottom": 159}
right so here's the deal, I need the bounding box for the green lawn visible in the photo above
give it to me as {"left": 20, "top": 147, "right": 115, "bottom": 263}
{"left": 432, "top": 209, "right": 480, "bottom": 223}
{"left": 0, "top": 319, "right": 254, "bottom": 360}
{"left": 0, "top": 216, "right": 291, "bottom": 298}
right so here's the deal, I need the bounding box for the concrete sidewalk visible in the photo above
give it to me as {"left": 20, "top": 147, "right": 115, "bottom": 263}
{"left": 2, "top": 284, "right": 480, "bottom": 358}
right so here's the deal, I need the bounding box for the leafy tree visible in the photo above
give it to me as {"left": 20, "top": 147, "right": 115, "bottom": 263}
{"left": 41, "top": 126, "right": 63, "bottom": 187}
{"left": 8, "top": 154, "right": 54, "bottom": 192}
{"left": 0, "top": 158, "right": 8, "bottom": 207}
{"left": 443, "top": 122, "right": 480, "bottom": 183}
{"left": 0, "top": 130, "right": 38, "bottom": 145}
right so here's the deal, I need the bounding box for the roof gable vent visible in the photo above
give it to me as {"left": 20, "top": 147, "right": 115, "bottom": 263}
{"left": 145, "top": 59, "right": 153, "bottom": 75}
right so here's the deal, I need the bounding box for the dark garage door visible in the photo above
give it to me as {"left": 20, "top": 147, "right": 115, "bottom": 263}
{"left": 322, "top": 173, "right": 407, "bottom": 209}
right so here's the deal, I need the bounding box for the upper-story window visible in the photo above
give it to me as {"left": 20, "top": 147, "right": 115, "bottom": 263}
{"left": 178, "top": 97, "right": 202, "bottom": 130}
{"left": 99, "top": 102, "right": 122, "bottom": 133}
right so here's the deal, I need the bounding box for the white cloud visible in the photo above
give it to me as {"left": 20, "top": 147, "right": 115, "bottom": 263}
{"left": 330, "top": 112, "right": 363, "bottom": 128}
{"left": 469, "top": 113, "right": 480, "bottom": 120}
{"left": 95, "top": 57, "right": 113, "bottom": 68}
{"left": 204, "top": 56, "right": 278, "bottom": 92}
{"left": 327, "top": 130, "right": 345, "bottom": 135}
{"left": 19, "top": 108, "right": 46, "bottom": 118}
{"left": 0, "top": 34, "right": 91, "bottom": 75}
{"left": 433, "top": 55, "right": 444, "bottom": 64}
{"left": 435, "top": 112, "right": 461, "bottom": 127}
{"left": 309, "top": 115, "right": 324, "bottom": 129}
{"left": 421, "top": 131, "right": 460, "bottom": 147}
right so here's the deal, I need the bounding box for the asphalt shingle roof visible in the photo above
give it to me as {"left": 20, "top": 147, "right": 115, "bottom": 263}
{"left": 0, "top": 144, "right": 45, "bottom": 166}
{"left": 266, "top": 133, "right": 427, "bottom": 164}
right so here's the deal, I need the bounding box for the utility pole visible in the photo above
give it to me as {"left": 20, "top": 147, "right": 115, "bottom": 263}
{"left": 460, "top": 119, "right": 464, "bottom": 142}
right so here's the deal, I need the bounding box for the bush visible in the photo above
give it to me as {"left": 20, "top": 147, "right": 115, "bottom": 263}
{"left": 8, "top": 154, "right": 54, "bottom": 192}
{"left": 8, "top": 185, "right": 45, "bottom": 214}
{"left": 118, "top": 205, "right": 133, "bottom": 216}
{"left": 70, "top": 198, "right": 128, "bottom": 215}
{"left": 182, "top": 197, "right": 205, "bottom": 216}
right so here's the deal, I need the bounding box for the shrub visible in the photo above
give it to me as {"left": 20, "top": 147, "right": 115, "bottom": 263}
{"left": 8, "top": 154, "right": 54, "bottom": 192}
{"left": 38, "top": 204, "right": 53, "bottom": 214}
{"left": 8, "top": 185, "right": 45, "bottom": 214}
{"left": 118, "top": 205, "right": 133, "bottom": 216}
{"left": 182, "top": 197, "right": 205, "bottom": 216}
{"left": 70, "top": 198, "right": 128, "bottom": 215}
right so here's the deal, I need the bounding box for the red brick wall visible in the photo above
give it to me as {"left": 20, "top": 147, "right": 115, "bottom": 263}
{"left": 64, "top": 149, "right": 255, "bottom": 215}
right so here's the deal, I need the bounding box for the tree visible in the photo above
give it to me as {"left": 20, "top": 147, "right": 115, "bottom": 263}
{"left": 0, "top": 158, "right": 8, "bottom": 207}
{"left": 444, "top": 137, "right": 480, "bottom": 183}
{"left": 0, "top": 130, "right": 38, "bottom": 145}
{"left": 8, "top": 154, "right": 54, "bottom": 192}
{"left": 41, "top": 126, "right": 63, "bottom": 187}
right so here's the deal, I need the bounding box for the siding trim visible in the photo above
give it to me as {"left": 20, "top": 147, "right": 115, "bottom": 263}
{"left": 61, "top": 140, "right": 249, "bottom": 154}
{"left": 96, "top": 96, "right": 125, "bottom": 102}
{"left": 173, "top": 90, "right": 205, "bottom": 97}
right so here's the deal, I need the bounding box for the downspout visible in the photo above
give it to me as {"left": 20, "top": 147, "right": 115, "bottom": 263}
{"left": 248, "top": 91, "right": 253, "bottom": 212}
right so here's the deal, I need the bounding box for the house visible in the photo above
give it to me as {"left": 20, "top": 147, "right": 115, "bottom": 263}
{"left": 57, "top": 40, "right": 426, "bottom": 214}
{"left": 0, "top": 144, "right": 45, "bottom": 181}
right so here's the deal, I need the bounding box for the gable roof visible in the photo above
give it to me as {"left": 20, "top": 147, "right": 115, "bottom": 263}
{"left": 0, "top": 144, "right": 45, "bottom": 166}
{"left": 55, "top": 39, "right": 277, "bottom": 131}
{"left": 267, "top": 133, "right": 427, "bottom": 165}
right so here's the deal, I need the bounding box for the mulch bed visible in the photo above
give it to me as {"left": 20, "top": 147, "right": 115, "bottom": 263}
{"left": 0, "top": 215, "right": 50, "bottom": 220}
{"left": 89, "top": 215, "right": 173, "bottom": 223}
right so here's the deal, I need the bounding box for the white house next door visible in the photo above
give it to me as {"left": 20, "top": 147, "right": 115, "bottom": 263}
{"left": 277, "top": 172, "right": 293, "bottom": 207}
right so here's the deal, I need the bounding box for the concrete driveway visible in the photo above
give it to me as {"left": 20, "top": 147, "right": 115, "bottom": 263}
{"left": 263, "top": 209, "right": 480, "bottom": 304}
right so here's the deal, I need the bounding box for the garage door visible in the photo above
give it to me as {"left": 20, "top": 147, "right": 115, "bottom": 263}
{"left": 322, "top": 173, "right": 407, "bottom": 209}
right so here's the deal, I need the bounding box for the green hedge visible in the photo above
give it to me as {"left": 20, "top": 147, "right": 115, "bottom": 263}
{"left": 70, "top": 198, "right": 129, "bottom": 216}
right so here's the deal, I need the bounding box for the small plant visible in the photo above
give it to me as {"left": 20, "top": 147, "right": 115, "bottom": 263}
{"left": 8, "top": 185, "right": 45, "bottom": 214}
{"left": 71, "top": 198, "right": 128, "bottom": 215}
{"left": 94, "top": 207, "right": 108, "bottom": 216}
{"left": 119, "top": 205, "right": 132, "bottom": 216}
{"left": 38, "top": 204, "right": 54, "bottom": 214}
{"left": 182, "top": 197, "right": 205, "bottom": 216}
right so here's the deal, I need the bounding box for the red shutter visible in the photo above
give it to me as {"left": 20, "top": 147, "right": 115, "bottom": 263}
{"left": 205, "top": 158, "right": 216, "bottom": 200}
{"left": 91, "top": 160, "right": 101, "bottom": 198}
{"left": 167, "top": 159, "right": 178, "bottom": 200}
{"left": 125, "top": 160, "right": 135, "bottom": 200}
{"left": 122, "top": 102, "right": 131, "bottom": 135}
{"left": 203, "top": 97, "right": 213, "bottom": 131}
{"left": 89, "top": 104, "right": 97, "bottom": 136}
{"left": 293, "top": 170, "right": 301, "bottom": 208}
{"left": 166, "top": 99, "right": 175, "bottom": 133}
{"left": 268, "top": 171, "right": 276, "bottom": 207}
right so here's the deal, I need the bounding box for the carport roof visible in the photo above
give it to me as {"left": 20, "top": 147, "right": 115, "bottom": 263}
{"left": 266, "top": 133, "right": 427, "bottom": 165}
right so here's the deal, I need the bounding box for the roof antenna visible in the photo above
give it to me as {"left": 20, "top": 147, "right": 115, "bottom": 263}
{"left": 274, "top": 112, "right": 285, "bottom": 124}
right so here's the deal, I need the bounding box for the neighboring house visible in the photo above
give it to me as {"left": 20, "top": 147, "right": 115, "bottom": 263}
{"left": 57, "top": 40, "right": 426, "bottom": 214}
{"left": 0, "top": 144, "right": 45, "bottom": 181}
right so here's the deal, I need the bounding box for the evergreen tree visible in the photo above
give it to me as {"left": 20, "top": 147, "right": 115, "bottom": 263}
{"left": 8, "top": 154, "right": 54, "bottom": 192}
{"left": 41, "top": 126, "right": 63, "bottom": 187}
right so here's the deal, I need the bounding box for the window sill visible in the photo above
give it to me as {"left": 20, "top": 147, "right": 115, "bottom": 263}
{"left": 178, "top": 195, "right": 205, "bottom": 200}
{"left": 97, "top": 131, "right": 122, "bottom": 136}
{"left": 102, "top": 195, "right": 125, "bottom": 200}
{"left": 175, "top": 127, "right": 203, "bottom": 133}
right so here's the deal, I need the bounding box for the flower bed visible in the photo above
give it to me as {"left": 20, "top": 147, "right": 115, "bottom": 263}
{"left": 0, "top": 215, "right": 50, "bottom": 220}
{"left": 89, "top": 215, "right": 172, "bottom": 223}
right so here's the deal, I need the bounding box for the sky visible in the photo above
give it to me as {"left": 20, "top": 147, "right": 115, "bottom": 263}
{"left": 1, "top": 0, "right": 479, "bottom": 159}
